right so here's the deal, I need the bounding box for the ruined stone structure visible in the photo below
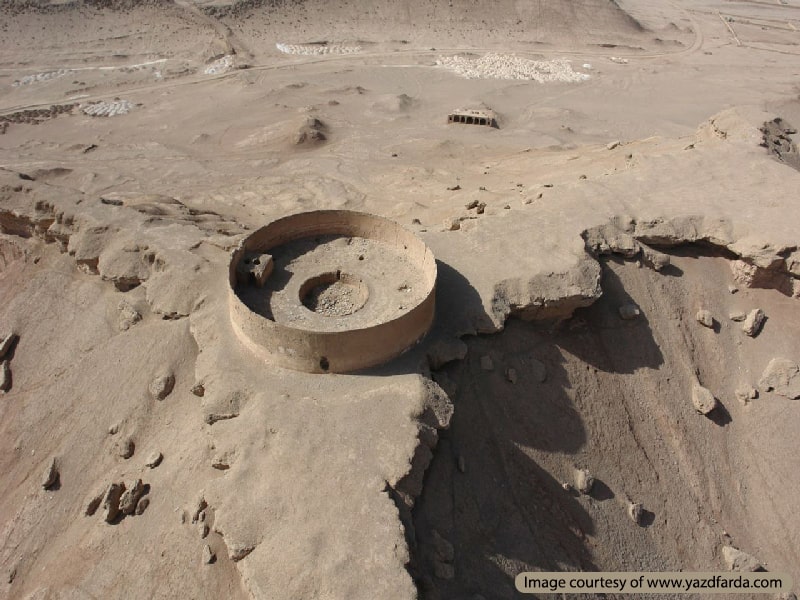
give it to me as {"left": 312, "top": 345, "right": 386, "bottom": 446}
{"left": 229, "top": 210, "right": 437, "bottom": 373}
{"left": 447, "top": 108, "right": 496, "bottom": 127}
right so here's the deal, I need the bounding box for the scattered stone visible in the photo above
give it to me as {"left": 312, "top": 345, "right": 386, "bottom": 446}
{"left": 503, "top": 204, "right": 511, "bottom": 209}
{"left": 721, "top": 545, "right": 763, "bottom": 572}
{"left": 480, "top": 355, "right": 494, "bottom": 371}
{"left": 457, "top": 455, "right": 466, "bottom": 473}
{"left": 758, "top": 358, "right": 800, "bottom": 399}
{"left": 443, "top": 217, "right": 461, "bottom": 231}
{"left": 229, "top": 543, "right": 255, "bottom": 562}
{"left": 561, "top": 482, "right": 573, "bottom": 492}
{"left": 199, "top": 522, "right": 210, "bottom": 538}
{"left": 0, "top": 360, "right": 11, "bottom": 393}
{"left": 692, "top": 383, "right": 718, "bottom": 415}
{"left": 628, "top": 502, "right": 644, "bottom": 525}
{"left": 116, "top": 437, "right": 135, "bottom": 459}
{"left": 729, "top": 310, "right": 746, "bottom": 322}
{"left": 426, "top": 338, "right": 468, "bottom": 370}
{"left": 205, "top": 411, "right": 240, "bottom": 425}
{"left": 607, "top": 140, "right": 621, "bottom": 150}
{"left": 7, "top": 566, "right": 16, "bottom": 584}
{"left": 85, "top": 490, "right": 104, "bottom": 516}
{"left": 103, "top": 482, "right": 126, "bottom": 523}
{"left": 117, "top": 300, "right": 141, "bottom": 331}
{"left": 108, "top": 423, "right": 120, "bottom": 435}
{"left": 505, "top": 367, "right": 517, "bottom": 384}
{"left": 203, "top": 544, "right": 215, "bottom": 565}
{"left": 530, "top": 359, "right": 547, "bottom": 383}
{"left": 149, "top": 372, "right": 175, "bottom": 400}
{"left": 191, "top": 495, "right": 208, "bottom": 523}
{"left": 432, "top": 530, "right": 455, "bottom": 563}
{"left": 641, "top": 246, "right": 670, "bottom": 271}
{"left": 41, "top": 457, "right": 59, "bottom": 490}
{"left": 618, "top": 304, "right": 640, "bottom": 320}
{"left": 476, "top": 202, "right": 487, "bottom": 214}
{"left": 696, "top": 309, "right": 714, "bottom": 328}
{"left": 0, "top": 332, "right": 18, "bottom": 359}
{"left": 575, "top": 468, "right": 594, "bottom": 494}
{"left": 434, "top": 561, "right": 455, "bottom": 580}
{"left": 742, "top": 308, "right": 765, "bottom": 337}
{"left": 191, "top": 383, "right": 205, "bottom": 397}
{"left": 465, "top": 200, "right": 479, "bottom": 209}
{"left": 735, "top": 387, "right": 758, "bottom": 404}
{"left": 119, "top": 479, "right": 145, "bottom": 515}
{"left": 145, "top": 451, "right": 163, "bottom": 468}
{"left": 447, "top": 185, "right": 461, "bottom": 191}
{"left": 728, "top": 284, "right": 738, "bottom": 294}
{"left": 135, "top": 497, "right": 149, "bottom": 515}
{"left": 212, "top": 451, "right": 233, "bottom": 470}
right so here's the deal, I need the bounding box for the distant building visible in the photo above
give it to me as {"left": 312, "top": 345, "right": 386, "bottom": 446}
{"left": 447, "top": 108, "right": 496, "bottom": 128}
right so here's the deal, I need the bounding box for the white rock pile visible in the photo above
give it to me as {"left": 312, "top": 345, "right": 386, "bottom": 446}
{"left": 436, "top": 53, "right": 590, "bottom": 82}
{"left": 276, "top": 43, "right": 361, "bottom": 56}
{"left": 81, "top": 100, "right": 134, "bottom": 117}
{"left": 12, "top": 69, "right": 72, "bottom": 87}
{"left": 204, "top": 55, "right": 234, "bottom": 75}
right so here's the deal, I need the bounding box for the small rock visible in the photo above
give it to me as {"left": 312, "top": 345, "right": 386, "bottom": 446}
{"left": 505, "top": 367, "right": 517, "bottom": 384}
{"left": 465, "top": 199, "right": 479, "bottom": 209}
{"left": 443, "top": 217, "right": 461, "bottom": 231}
{"left": 426, "top": 338, "right": 467, "bottom": 370}
{"left": 530, "top": 359, "right": 547, "bottom": 383}
{"left": 135, "top": 497, "right": 149, "bottom": 515}
{"left": 575, "top": 469, "right": 594, "bottom": 494}
{"left": 457, "top": 455, "right": 466, "bottom": 473}
{"left": 119, "top": 479, "right": 145, "bottom": 515}
{"left": 205, "top": 411, "right": 239, "bottom": 425}
{"left": 641, "top": 246, "right": 670, "bottom": 271}
{"left": 447, "top": 184, "right": 461, "bottom": 191}
{"left": 618, "top": 304, "right": 640, "bottom": 320}
{"left": 758, "top": 357, "right": 800, "bottom": 399}
{"left": 7, "top": 566, "right": 16, "bottom": 584}
{"left": 628, "top": 502, "right": 644, "bottom": 525}
{"left": 85, "top": 490, "right": 104, "bottom": 516}
{"left": 118, "top": 300, "right": 141, "bottom": 331}
{"left": 607, "top": 140, "right": 621, "bottom": 150}
{"left": 434, "top": 561, "right": 455, "bottom": 580}
{"left": 229, "top": 543, "right": 255, "bottom": 562}
{"left": 721, "top": 545, "right": 763, "bottom": 572}
{"left": 103, "top": 482, "right": 126, "bottom": 523}
{"left": 432, "top": 530, "right": 454, "bottom": 562}
{"left": 729, "top": 310, "right": 746, "bottom": 322}
{"left": 145, "top": 451, "right": 163, "bottom": 468}
{"left": 476, "top": 202, "right": 486, "bottom": 214}
{"left": 0, "top": 332, "right": 18, "bottom": 359}
{"left": 742, "top": 308, "right": 765, "bottom": 337}
{"left": 199, "top": 522, "right": 210, "bottom": 538}
{"left": 211, "top": 451, "right": 233, "bottom": 470}
{"left": 692, "top": 383, "right": 718, "bottom": 415}
{"left": 728, "top": 284, "right": 738, "bottom": 294}
{"left": 41, "top": 458, "right": 59, "bottom": 490}
{"left": 149, "top": 372, "right": 175, "bottom": 400}
{"left": 480, "top": 355, "right": 494, "bottom": 371}
{"left": 561, "top": 482, "right": 573, "bottom": 492}
{"left": 191, "top": 383, "right": 205, "bottom": 397}
{"left": 108, "top": 423, "right": 120, "bottom": 435}
{"left": 192, "top": 494, "right": 208, "bottom": 523}
{"left": 0, "top": 360, "right": 11, "bottom": 393}
{"left": 203, "top": 544, "right": 215, "bottom": 565}
{"left": 735, "top": 387, "right": 758, "bottom": 404}
{"left": 116, "top": 437, "right": 135, "bottom": 459}
{"left": 696, "top": 309, "right": 714, "bottom": 328}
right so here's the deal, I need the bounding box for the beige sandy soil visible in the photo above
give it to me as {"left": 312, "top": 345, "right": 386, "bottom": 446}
{"left": 1, "top": 1, "right": 800, "bottom": 599}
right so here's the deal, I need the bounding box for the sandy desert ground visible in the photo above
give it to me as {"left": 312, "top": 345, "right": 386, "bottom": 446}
{"left": 1, "top": 0, "right": 800, "bottom": 598}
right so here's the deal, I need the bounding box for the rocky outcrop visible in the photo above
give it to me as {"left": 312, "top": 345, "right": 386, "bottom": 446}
{"left": 758, "top": 358, "right": 800, "bottom": 400}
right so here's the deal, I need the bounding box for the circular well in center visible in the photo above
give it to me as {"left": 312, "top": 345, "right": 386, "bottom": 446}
{"left": 299, "top": 271, "right": 369, "bottom": 317}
